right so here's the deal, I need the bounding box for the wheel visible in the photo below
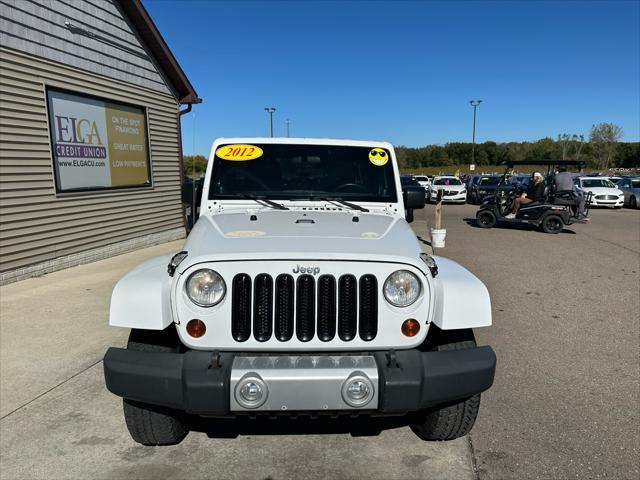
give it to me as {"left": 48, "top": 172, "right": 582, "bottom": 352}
{"left": 471, "top": 192, "right": 478, "bottom": 204}
{"left": 541, "top": 215, "right": 563, "bottom": 234}
{"left": 122, "top": 328, "right": 189, "bottom": 446}
{"left": 630, "top": 196, "right": 637, "bottom": 209}
{"left": 476, "top": 210, "right": 496, "bottom": 228}
{"left": 410, "top": 328, "right": 481, "bottom": 441}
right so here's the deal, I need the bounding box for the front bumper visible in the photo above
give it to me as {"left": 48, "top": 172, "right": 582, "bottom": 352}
{"left": 589, "top": 197, "right": 623, "bottom": 207}
{"left": 103, "top": 346, "right": 496, "bottom": 415}
{"left": 430, "top": 193, "right": 467, "bottom": 203}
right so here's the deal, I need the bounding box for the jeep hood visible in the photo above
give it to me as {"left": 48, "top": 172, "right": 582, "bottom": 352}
{"left": 179, "top": 210, "right": 424, "bottom": 273}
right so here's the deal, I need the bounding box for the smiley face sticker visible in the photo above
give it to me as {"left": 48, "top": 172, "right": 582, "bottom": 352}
{"left": 369, "top": 147, "right": 389, "bottom": 166}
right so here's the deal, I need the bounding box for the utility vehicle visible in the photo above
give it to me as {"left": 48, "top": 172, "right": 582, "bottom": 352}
{"left": 475, "top": 160, "right": 591, "bottom": 234}
{"left": 104, "top": 138, "right": 496, "bottom": 446}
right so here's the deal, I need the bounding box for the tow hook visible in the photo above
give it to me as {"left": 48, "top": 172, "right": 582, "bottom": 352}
{"left": 386, "top": 350, "right": 399, "bottom": 368}
{"left": 208, "top": 351, "right": 222, "bottom": 369}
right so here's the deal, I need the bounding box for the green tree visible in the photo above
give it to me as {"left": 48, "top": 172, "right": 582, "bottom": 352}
{"left": 589, "top": 123, "right": 623, "bottom": 169}
{"left": 183, "top": 155, "right": 208, "bottom": 178}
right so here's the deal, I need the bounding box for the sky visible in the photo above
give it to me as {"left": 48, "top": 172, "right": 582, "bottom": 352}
{"left": 144, "top": 0, "right": 640, "bottom": 155}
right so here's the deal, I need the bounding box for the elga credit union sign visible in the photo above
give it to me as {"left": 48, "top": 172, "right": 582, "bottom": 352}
{"left": 47, "top": 89, "right": 151, "bottom": 192}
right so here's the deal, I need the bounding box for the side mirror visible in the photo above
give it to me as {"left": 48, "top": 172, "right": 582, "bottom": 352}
{"left": 403, "top": 186, "right": 426, "bottom": 210}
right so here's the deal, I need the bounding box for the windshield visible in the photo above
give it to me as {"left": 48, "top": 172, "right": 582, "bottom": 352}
{"left": 433, "top": 177, "right": 462, "bottom": 186}
{"left": 400, "top": 176, "right": 420, "bottom": 187}
{"left": 479, "top": 177, "right": 501, "bottom": 186}
{"left": 209, "top": 143, "right": 397, "bottom": 202}
{"left": 581, "top": 179, "right": 616, "bottom": 188}
{"left": 632, "top": 179, "right": 640, "bottom": 188}
{"left": 510, "top": 176, "right": 530, "bottom": 185}
{"left": 414, "top": 176, "right": 428, "bottom": 182}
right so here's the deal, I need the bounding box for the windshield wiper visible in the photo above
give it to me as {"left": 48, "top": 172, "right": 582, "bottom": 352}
{"left": 242, "top": 194, "right": 289, "bottom": 210}
{"left": 317, "top": 197, "right": 369, "bottom": 213}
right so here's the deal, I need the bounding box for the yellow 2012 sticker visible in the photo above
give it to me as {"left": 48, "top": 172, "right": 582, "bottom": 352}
{"left": 369, "top": 147, "right": 389, "bottom": 166}
{"left": 216, "top": 144, "right": 263, "bottom": 161}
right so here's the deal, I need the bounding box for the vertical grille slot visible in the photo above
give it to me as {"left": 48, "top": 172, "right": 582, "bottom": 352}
{"left": 253, "top": 274, "right": 273, "bottom": 342}
{"left": 296, "top": 274, "right": 315, "bottom": 342}
{"left": 338, "top": 274, "right": 357, "bottom": 341}
{"left": 317, "top": 275, "right": 336, "bottom": 342}
{"left": 358, "top": 274, "right": 378, "bottom": 341}
{"left": 231, "top": 274, "right": 252, "bottom": 342}
{"left": 274, "top": 274, "right": 294, "bottom": 341}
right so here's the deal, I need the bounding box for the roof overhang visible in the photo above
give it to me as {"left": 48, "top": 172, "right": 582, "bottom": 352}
{"left": 116, "top": 0, "right": 201, "bottom": 105}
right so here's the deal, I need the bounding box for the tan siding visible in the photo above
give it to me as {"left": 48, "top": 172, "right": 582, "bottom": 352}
{"left": 0, "top": 48, "right": 185, "bottom": 272}
{"left": 0, "top": 0, "right": 172, "bottom": 94}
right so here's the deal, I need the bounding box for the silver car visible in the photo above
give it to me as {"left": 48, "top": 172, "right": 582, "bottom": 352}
{"left": 616, "top": 177, "right": 640, "bottom": 208}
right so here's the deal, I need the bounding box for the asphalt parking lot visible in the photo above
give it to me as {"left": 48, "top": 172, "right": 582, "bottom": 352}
{"left": 1, "top": 204, "right": 638, "bottom": 479}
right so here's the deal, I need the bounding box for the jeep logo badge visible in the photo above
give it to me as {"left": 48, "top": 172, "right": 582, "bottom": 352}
{"left": 292, "top": 265, "right": 320, "bottom": 275}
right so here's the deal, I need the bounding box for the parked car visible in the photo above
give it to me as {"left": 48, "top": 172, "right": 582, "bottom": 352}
{"left": 509, "top": 174, "right": 531, "bottom": 187}
{"left": 615, "top": 176, "right": 640, "bottom": 208}
{"left": 103, "top": 138, "right": 495, "bottom": 446}
{"left": 468, "top": 175, "right": 510, "bottom": 204}
{"left": 428, "top": 176, "right": 466, "bottom": 203}
{"left": 465, "top": 175, "right": 480, "bottom": 198}
{"left": 574, "top": 177, "right": 624, "bottom": 208}
{"left": 413, "top": 175, "right": 431, "bottom": 197}
{"left": 400, "top": 175, "right": 428, "bottom": 222}
{"left": 400, "top": 175, "right": 420, "bottom": 188}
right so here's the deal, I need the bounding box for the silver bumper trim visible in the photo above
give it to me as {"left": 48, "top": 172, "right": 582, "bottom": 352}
{"left": 229, "top": 355, "right": 379, "bottom": 412}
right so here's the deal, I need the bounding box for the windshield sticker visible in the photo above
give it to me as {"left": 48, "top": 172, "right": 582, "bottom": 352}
{"left": 216, "top": 144, "right": 263, "bottom": 161}
{"left": 368, "top": 148, "right": 389, "bottom": 166}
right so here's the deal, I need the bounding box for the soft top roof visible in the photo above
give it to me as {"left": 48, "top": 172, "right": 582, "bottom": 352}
{"left": 503, "top": 160, "right": 586, "bottom": 167}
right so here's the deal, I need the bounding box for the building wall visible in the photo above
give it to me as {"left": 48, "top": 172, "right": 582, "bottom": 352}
{"left": 0, "top": 47, "right": 185, "bottom": 276}
{"left": 0, "top": 0, "right": 172, "bottom": 94}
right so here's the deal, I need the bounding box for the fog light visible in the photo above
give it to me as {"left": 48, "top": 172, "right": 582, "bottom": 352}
{"left": 341, "top": 373, "right": 374, "bottom": 408}
{"left": 401, "top": 319, "right": 420, "bottom": 337}
{"left": 186, "top": 319, "right": 206, "bottom": 338}
{"left": 234, "top": 375, "right": 267, "bottom": 409}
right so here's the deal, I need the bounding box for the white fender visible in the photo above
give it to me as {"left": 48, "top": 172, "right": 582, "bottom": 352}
{"left": 430, "top": 256, "right": 492, "bottom": 330}
{"left": 109, "top": 254, "right": 174, "bottom": 330}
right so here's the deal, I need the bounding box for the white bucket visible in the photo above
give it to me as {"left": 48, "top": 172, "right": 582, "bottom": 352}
{"left": 430, "top": 228, "right": 446, "bottom": 248}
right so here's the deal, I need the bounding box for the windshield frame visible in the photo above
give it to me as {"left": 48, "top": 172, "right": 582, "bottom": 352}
{"left": 201, "top": 139, "right": 405, "bottom": 214}
{"left": 208, "top": 142, "right": 399, "bottom": 203}
{"left": 433, "top": 177, "right": 462, "bottom": 186}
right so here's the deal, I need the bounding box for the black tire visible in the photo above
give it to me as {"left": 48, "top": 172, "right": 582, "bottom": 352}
{"left": 471, "top": 192, "right": 478, "bottom": 205}
{"left": 411, "top": 328, "right": 481, "bottom": 441}
{"left": 122, "top": 328, "right": 189, "bottom": 446}
{"left": 630, "top": 196, "right": 637, "bottom": 209}
{"left": 541, "top": 214, "right": 563, "bottom": 234}
{"left": 476, "top": 210, "right": 496, "bottom": 228}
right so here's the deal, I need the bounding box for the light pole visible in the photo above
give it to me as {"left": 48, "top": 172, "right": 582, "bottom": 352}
{"left": 264, "top": 107, "right": 276, "bottom": 137}
{"left": 468, "top": 100, "right": 482, "bottom": 165}
{"left": 285, "top": 119, "right": 291, "bottom": 137}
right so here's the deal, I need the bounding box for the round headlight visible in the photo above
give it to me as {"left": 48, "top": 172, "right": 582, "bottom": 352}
{"left": 383, "top": 270, "right": 421, "bottom": 307}
{"left": 185, "top": 269, "right": 226, "bottom": 307}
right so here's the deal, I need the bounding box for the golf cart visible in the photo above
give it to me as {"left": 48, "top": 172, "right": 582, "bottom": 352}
{"left": 475, "top": 160, "right": 591, "bottom": 234}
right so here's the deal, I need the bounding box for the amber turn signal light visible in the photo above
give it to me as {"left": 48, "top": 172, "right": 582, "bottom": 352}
{"left": 186, "top": 319, "right": 206, "bottom": 338}
{"left": 401, "top": 319, "right": 420, "bottom": 337}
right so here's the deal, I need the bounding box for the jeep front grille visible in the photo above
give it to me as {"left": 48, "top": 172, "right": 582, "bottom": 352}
{"left": 274, "top": 274, "right": 294, "bottom": 341}
{"left": 231, "top": 273, "right": 378, "bottom": 343}
{"left": 231, "top": 274, "right": 252, "bottom": 342}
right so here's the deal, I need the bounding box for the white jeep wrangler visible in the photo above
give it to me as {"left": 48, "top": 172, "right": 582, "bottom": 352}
{"left": 104, "top": 138, "right": 496, "bottom": 446}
